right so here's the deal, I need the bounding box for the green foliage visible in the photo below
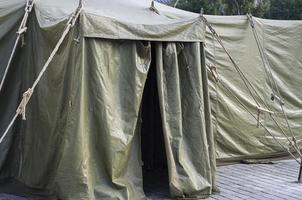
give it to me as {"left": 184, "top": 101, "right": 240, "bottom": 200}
{"left": 266, "top": 0, "right": 302, "bottom": 19}
{"left": 170, "top": 0, "right": 221, "bottom": 14}
{"left": 170, "top": 0, "right": 302, "bottom": 19}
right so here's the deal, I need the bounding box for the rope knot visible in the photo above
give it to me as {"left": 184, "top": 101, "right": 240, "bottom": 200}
{"left": 256, "top": 106, "right": 274, "bottom": 127}
{"left": 17, "top": 88, "right": 33, "bottom": 120}
{"left": 209, "top": 64, "right": 219, "bottom": 82}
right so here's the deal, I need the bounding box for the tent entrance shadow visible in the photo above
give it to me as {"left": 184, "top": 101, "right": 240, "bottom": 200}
{"left": 140, "top": 47, "right": 170, "bottom": 199}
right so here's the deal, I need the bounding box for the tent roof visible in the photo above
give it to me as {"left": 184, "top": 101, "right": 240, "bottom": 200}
{"left": 3, "top": 0, "right": 205, "bottom": 42}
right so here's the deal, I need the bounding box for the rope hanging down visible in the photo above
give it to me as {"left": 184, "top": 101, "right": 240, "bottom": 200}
{"left": 0, "top": 1, "right": 83, "bottom": 144}
{"left": 0, "top": 0, "right": 35, "bottom": 94}
{"left": 203, "top": 16, "right": 302, "bottom": 163}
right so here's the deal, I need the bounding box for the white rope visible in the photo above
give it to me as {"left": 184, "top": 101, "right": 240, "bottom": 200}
{"left": 0, "top": 0, "right": 35, "bottom": 93}
{"left": 0, "top": 2, "right": 82, "bottom": 144}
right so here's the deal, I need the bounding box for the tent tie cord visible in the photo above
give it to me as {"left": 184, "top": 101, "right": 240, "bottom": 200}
{"left": 0, "top": 1, "right": 83, "bottom": 144}
{"left": 206, "top": 64, "right": 219, "bottom": 82}
{"left": 247, "top": 14, "right": 301, "bottom": 158}
{"left": 16, "top": 88, "right": 33, "bottom": 120}
{"left": 0, "top": 0, "right": 35, "bottom": 94}
{"left": 150, "top": 1, "right": 161, "bottom": 15}
{"left": 209, "top": 65, "right": 219, "bottom": 82}
{"left": 271, "top": 93, "right": 285, "bottom": 105}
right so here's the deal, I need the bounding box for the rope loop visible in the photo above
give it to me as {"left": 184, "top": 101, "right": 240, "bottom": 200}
{"left": 16, "top": 88, "right": 33, "bottom": 120}
{"left": 25, "top": 0, "right": 34, "bottom": 12}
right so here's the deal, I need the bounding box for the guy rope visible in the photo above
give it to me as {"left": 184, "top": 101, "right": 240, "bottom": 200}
{"left": 0, "top": 0, "right": 83, "bottom": 144}
{"left": 0, "top": 0, "right": 35, "bottom": 93}
{"left": 247, "top": 14, "right": 302, "bottom": 181}
{"left": 201, "top": 15, "right": 302, "bottom": 175}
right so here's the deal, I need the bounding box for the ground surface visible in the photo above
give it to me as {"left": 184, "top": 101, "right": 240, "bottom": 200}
{"left": 147, "top": 159, "right": 302, "bottom": 200}
{"left": 1, "top": 160, "right": 302, "bottom": 200}
{"left": 0, "top": 194, "right": 27, "bottom": 200}
{"left": 208, "top": 159, "right": 302, "bottom": 200}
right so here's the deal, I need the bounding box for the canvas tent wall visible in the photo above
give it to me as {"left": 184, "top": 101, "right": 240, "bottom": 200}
{"left": 158, "top": 5, "right": 302, "bottom": 162}
{"left": 205, "top": 16, "right": 302, "bottom": 162}
{"left": 0, "top": 0, "right": 215, "bottom": 199}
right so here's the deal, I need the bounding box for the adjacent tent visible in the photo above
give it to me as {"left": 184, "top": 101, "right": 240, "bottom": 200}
{"left": 205, "top": 16, "right": 302, "bottom": 162}
{"left": 0, "top": 0, "right": 215, "bottom": 199}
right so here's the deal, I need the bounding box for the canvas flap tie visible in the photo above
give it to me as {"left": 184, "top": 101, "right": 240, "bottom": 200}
{"left": 209, "top": 64, "right": 219, "bottom": 82}
{"left": 17, "top": 88, "right": 33, "bottom": 120}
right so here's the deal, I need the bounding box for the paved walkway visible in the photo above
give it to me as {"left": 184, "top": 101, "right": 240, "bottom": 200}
{"left": 147, "top": 159, "right": 302, "bottom": 199}
{"left": 209, "top": 159, "right": 302, "bottom": 200}
{"left": 0, "top": 194, "right": 26, "bottom": 200}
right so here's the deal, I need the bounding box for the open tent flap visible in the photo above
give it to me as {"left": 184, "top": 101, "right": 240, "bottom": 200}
{"left": 205, "top": 15, "right": 302, "bottom": 161}
{"left": 156, "top": 42, "right": 215, "bottom": 196}
{"left": 0, "top": 1, "right": 215, "bottom": 200}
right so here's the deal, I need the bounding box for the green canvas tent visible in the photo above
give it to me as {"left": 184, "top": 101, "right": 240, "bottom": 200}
{"left": 0, "top": 0, "right": 215, "bottom": 199}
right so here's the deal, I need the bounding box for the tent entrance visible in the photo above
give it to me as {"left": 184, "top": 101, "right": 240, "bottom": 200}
{"left": 140, "top": 49, "right": 169, "bottom": 198}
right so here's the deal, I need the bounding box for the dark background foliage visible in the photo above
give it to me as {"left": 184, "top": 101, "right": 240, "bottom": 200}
{"left": 158, "top": 0, "right": 302, "bottom": 19}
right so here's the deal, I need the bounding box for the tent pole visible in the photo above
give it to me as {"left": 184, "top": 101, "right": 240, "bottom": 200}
{"left": 200, "top": 42, "right": 216, "bottom": 188}
{"left": 298, "top": 159, "right": 302, "bottom": 183}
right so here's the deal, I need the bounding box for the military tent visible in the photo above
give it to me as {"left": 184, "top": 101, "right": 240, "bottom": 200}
{"left": 0, "top": 0, "right": 216, "bottom": 199}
